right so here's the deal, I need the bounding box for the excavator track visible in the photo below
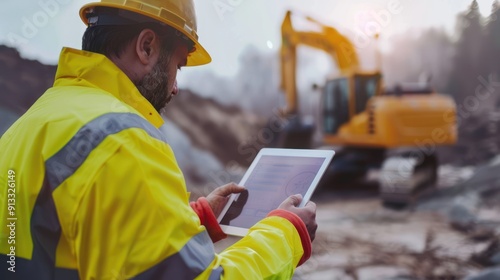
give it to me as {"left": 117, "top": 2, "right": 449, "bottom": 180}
{"left": 379, "top": 151, "right": 438, "bottom": 207}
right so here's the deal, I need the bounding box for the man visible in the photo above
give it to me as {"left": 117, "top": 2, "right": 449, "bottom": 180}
{"left": 0, "top": 0, "right": 318, "bottom": 279}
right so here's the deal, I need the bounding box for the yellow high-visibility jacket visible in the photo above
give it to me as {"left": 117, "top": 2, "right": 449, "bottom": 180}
{"left": 0, "top": 48, "right": 311, "bottom": 279}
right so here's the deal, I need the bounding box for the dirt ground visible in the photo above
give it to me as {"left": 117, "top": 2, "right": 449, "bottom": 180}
{"left": 215, "top": 164, "right": 500, "bottom": 280}
{"left": 292, "top": 164, "right": 499, "bottom": 280}
{"left": 294, "top": 194, "right": 479, "bottom": 279}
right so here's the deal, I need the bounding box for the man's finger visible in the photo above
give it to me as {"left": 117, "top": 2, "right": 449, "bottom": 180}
{"left": 283, "top": 194, "right": 303, "bottom": 207}
{"left": 304, "top": 201, "right": 316, "bottom": 210}
{"left": 214, "top": 183, "right": 246, "bottom": 197}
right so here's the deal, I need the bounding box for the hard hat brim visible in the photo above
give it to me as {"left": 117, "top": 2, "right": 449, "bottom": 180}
{"left": 80, "top": 2, "right": 211, "bottom": 66}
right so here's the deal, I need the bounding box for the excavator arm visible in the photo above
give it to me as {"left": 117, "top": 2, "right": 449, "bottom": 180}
{"left": 280, "top": 10, "right": 359, "bottom": 115}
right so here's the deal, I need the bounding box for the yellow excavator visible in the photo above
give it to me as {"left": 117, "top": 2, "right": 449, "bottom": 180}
{"left": 276, "top": 11, "right": 457, "bottom": 205}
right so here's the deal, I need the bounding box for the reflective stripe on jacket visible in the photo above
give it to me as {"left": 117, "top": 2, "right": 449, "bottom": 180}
{"left": 0, "top": 47, "right": 308, "bottom": 279}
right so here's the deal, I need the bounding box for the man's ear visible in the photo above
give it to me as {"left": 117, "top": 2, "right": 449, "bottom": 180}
{"left": 135, "top": 29, "right": 160, "bottom": 66}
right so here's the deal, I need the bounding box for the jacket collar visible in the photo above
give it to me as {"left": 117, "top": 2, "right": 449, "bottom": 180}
{"left": 53, "top": 47, "right": 164, "bottom": 128}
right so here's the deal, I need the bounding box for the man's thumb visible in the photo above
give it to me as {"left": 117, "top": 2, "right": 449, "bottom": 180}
{"left": 287, "top": 194, "right": 303, "bottom": 207}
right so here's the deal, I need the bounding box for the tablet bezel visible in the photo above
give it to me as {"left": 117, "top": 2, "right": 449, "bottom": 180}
{"left": 217, "top": 148, "right": 335, "bottom": 237}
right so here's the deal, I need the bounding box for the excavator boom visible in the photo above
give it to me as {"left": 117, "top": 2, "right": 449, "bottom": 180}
{"left": 280, "top": 11, "right": 359, "bottom": 115}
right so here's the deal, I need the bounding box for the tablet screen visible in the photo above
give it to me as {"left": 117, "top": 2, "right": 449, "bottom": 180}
{"left": 220, "top": 155, "right": 325, "bottom": 229}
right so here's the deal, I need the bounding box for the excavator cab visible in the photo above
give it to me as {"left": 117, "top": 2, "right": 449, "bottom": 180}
{"left": 323, "top": 73, "right": 382, "bottom": 135}
{"left": 323, "top": 77, "right": 349, "bottom": 134}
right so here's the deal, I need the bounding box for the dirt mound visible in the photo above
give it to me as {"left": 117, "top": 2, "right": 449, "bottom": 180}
{"left": 162, "top": 89, "right": 265, "bottom": 167}
{"left": 0, "top": 46, "right": 56, "bottom": 114}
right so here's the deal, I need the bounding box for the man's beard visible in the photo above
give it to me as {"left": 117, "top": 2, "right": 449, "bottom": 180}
{"left": 136, "top": 52, "right": 172, "bottom": 112}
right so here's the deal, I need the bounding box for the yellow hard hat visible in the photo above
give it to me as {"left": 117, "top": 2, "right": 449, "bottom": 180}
{"left": 80, "top": 0, "right": 211, "bottom": 66}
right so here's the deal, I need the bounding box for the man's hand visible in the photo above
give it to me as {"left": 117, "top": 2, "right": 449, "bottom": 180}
{"left": 206, "top": 183, "right": 246, "bottom": 217}
{"left": 278, "top": 194, "right": 318, "bottom": 241}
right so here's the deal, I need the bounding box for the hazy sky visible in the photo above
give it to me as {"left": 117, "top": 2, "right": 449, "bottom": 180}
{"left": 0, "top": 0, "right": 496, "bottom": 87}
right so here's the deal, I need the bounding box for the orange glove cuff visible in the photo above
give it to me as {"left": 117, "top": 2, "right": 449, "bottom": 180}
{"left": 190, "top": 197, "right": 227, "bottom": 243}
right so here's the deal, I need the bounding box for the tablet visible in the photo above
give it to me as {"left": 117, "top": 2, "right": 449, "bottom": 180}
{"left": 217, "top": 148, "right": 335, "bottom": 236}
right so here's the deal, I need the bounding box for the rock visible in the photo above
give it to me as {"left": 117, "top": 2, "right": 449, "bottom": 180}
{"left": 470, "top": 239, "right": 500, "bottom": 267}
{"left": 491, "top": 252, "right": 500, "bottom": 266}
{"left": 467, "top": 227, "right": 497, "bottom": 242}
{"left": 448, "top": 203, "right": 478, "bottom": 232}
{"left": 465, "top": 267, "right": 500, "bottom": 280}
{"left": 489, "top": 155, "right": 500, "bottom": 167}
